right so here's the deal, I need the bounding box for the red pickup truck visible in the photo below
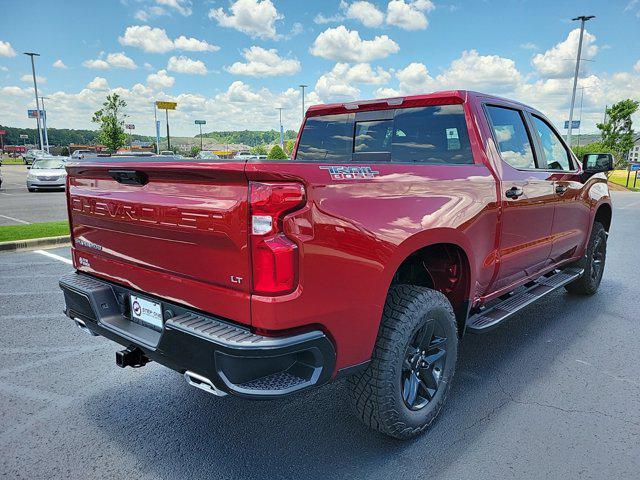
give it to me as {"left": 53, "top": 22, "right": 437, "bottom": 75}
{"left": 59, "top": 90, "right": 613, "bottom": 439}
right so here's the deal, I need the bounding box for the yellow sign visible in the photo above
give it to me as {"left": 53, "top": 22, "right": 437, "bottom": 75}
{"left": 156, "top": 101, "right": 177, "bottom": 110}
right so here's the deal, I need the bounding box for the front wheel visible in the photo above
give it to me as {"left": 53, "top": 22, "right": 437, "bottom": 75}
{"left": 565, "top": 221, "right": 607, "bottom": 295}
{"left": 348, "top": 285, "right": 458, "bottom": 439}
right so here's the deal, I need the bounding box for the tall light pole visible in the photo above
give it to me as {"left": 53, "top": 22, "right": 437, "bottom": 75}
{"left": 566, "top": 15, "right": 595, "bottom": 147}
{"left": 276, "top": 107, "right": 284, "bottom": 147}
{"left": 40, "top": 96, "right": 50, "bottom": 153}
{"left": 299, "top": 84, "right": 308, "bottom": 125}
{"left": 24, "top": 52, "right": 45, "bottom": 152}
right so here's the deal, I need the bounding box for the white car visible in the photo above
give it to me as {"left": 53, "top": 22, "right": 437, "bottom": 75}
{"left": 71, "top": 149, "right": 94, "bottom": 160}
{"left": 24, "top": 149, "right": 46, "bottom": 165}
{"left": 26, "top": 157, "right": 67, "bottom": 192}
{"left": 195, "top": 151, "right": 220, "bottom": 160}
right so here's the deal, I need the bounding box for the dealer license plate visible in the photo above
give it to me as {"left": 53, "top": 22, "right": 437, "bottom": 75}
{"left": 129, "top": 294, "right": 163, "bottom": 330}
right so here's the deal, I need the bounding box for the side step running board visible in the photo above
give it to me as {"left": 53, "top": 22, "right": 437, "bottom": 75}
{"left": 467, "top": 268, "right": 584, "bottom": 334}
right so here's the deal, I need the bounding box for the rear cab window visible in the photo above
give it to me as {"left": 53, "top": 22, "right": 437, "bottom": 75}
{"left": 295, "top": 104, "right": 474, "bottom": 165}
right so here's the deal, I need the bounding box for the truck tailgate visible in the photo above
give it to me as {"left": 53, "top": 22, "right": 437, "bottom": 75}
{"left": 66, "top": 159, "right": 251, "bottom": 325}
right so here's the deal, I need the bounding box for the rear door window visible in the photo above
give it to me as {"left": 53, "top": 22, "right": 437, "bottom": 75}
{"left": 296, "top": 113, "right": 353, "bottom": 161}
{"left": 485, "top": 106, "right": 537, "bottom": 169}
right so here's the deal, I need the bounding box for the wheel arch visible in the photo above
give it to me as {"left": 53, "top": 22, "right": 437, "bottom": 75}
{"left": 382, "top": 229, "right": 476, "bottom": 335}
{"left": 594, "top": 202, "right": 612, "bottom": 232}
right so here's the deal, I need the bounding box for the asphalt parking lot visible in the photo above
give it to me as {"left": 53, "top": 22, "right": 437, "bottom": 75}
{"left": 0, "top": 164, "right": 67, "bottom": 226}
{"left": 1, "top": 191, "right": 639, "bottom": 479}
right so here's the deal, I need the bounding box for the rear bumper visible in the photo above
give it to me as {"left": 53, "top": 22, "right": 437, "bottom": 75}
{"left": 59, "top": 272, "right": 336, "bottom": 398}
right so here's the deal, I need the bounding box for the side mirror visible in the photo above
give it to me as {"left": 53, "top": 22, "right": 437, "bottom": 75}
{"left": 582, "top": 153, "right": 614, "bottom": 174}
{"left": 26, "top": 166, "right": 31, "bottom": 169}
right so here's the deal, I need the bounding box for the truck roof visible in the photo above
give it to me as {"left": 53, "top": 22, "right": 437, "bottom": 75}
{"left": 306, "top": 90, "right": 536, "bottom": 118}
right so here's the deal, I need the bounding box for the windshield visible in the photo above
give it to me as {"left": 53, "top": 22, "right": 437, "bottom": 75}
{"left": 32, "top": 159, "right": 65, "bottom": 169}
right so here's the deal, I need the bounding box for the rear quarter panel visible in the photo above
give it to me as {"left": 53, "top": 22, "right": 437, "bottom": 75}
{"left": 246, "top": 161, "right": 498, "bottom": 369}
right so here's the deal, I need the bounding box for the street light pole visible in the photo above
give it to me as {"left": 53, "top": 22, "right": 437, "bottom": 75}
{"left": 299, "top": 84, "right": 308, "bottom": 124}
{"left": 40, "top": 96, "right": 50, "bottom": 153}
{"left": 276, "top": 107, "right": 284, "bottom": 147}
{"left": 24, "top": 52, "right": 45, "bottom": 152}
{"left": 566, "top": 15, "right": 594, "bottom": 147}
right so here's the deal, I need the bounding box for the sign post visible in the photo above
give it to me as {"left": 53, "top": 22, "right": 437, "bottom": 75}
{"left": 155, "top": 101, "right": 177, "bottom": 151}
{"left": 125, "top": 123, "right": 135, "bottom": 149}
{"left": 628, "top": 162, "right": 640, "bottom": 189}
{"left": 195, "top": 120, "right": 206, "bottom": 151}
{"left": 0, "top": 129, "right": 5, "bottom": 152}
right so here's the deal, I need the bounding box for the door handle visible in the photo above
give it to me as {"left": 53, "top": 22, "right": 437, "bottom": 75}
{"left": 555, "top": 184, "right": 568, "bottom": 195}
{"left": 505, "top": 186, "right": 524, "bottom": 199}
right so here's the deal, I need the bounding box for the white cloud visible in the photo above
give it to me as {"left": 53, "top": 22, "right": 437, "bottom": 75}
{"left": 0, "top": 40, "right": 16, "bottom": 57}
{"left": 339, "top": 0, "right": 434, "bottom": 30}
{"left": 83, "top": 52, "right": 137, "bottom": 70}
{"left": 209, "top": 0, "right": 282, "bottom": 40}
{"left": 315, "top": 62, "right": 392, "bottom": 102}
{"left": 134, "top": 6, "right": 167, "bottom": 22}
{"left": 386, "top": 0, "right": 435, "bottom": 30}
{"left": 310, "top": 26, "right": 399, "bottom": 62}
{"left": 0, "top": 66, "right": 8, "bottom": 72}
{"left": 635, "top": 60, "right": 640, "bottom": 73}
{"left": 119, "top": 25, "right": 174, "bottom": 53}
{"left": 437, "top": 49, "right": 522, "bottom": 90}
{"left": 83, "top": 58, "right": 110, "bottom": 70}
{"left": 532, "top": 28, "right": 598, "bottom": 78}
{"left": 394, "top": 62, "right": 436, "bottom": 93}
{"left": 520, "top": 42, "right": 538, "bottom": 50}
{"left": 106, "top": 52, "right": 137, "bottom": 69}
{"left": 87, "top": 77, "right": 109, "bottom": 90}
{"left": 226, "top": 46, "right": 300, "bottom": 77}
{"left": 155, "top": 0, "right": 192, "bottom": 16}
{"left": 119, "top": 25, "right": 220, "bottom": 54}
{"left": 314, "top": 12, "right": 344, "bottom": 24}
{"left": 147, "top": 69, "right": 175, "bottom": 89}
{"left": 20, "top": 74, "right": 46, "bottom": 84}
{"left": 53, "top": 59, "right": 67, "bottom": 69}
{"left": 173, "top": 35, "right": 220, "bottom": 52}
{"left": 343, "top": 1, "right": 384, "bottom": 28}
{"left": 1, "top": 86, "right": 28, "bottom": 96}
{"left": 167, "top": 55, "right": 207, "bottom": 75}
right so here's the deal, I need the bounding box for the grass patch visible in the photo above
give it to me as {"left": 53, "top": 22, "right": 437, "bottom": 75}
{"left": 609, "top": 169, "right": 640, "bottom": 192}
{"left": 0, "top": 221, "right": 69, "bottom": 243}
{"left": 1, "top": 157, "right": 25, "bottom": 165}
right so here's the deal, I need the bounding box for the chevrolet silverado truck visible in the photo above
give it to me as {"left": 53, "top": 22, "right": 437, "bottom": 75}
{"left": 59, "top": 91, "right": 613, "bottom": 439}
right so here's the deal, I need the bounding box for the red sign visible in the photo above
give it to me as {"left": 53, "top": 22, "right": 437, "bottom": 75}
{"left": 0, "top": 130, "right": 6, "bottom": 135}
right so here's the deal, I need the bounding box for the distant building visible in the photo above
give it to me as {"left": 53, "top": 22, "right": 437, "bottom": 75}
{"left": 629, "top": 135, "right": 640, "bottom": 162}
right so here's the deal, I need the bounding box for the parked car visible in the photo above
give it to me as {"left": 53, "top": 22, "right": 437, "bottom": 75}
{"left": 159, "top": 150, "right": 175, "bottom": 156}
{"left": 59, "top": 90, "right": 613, "bottom": 439}
{"left": 24, "top": 149, "right": 45, "bottom": 165}
{"left": 26, "top": 156, "right": 67, "bottom": 191}
{"left": 233, "top": 151, "right": 255, "bottom": 160}
{"left": 71, "top": 149, "right": 94, "bottom": 160}
{"left": 195, "top": 151, "right": 220, "bottom": 160}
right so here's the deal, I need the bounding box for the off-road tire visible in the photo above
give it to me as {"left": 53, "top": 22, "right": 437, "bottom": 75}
{"left": 565, "top": 221, "right": 607, "bottom": 295}
{"left": 348, "top": 285, "right": 458, "bottom": 439}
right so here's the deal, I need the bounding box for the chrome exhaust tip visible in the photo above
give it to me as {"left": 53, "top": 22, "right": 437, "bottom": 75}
{"left": 184, "top": 370, "right": 227, "bottom": 397}
{"left": 74, "top": 318, "right": 99, "bottom": 336}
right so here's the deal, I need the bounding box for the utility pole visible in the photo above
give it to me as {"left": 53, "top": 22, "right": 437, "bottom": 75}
{"left": 24, "top": 52, "right": 45, "bottom": 152}
{"left": 166, "top": 109, "right": 171, "bottom": 150}
{"left": 40, "top": 96, "right": 50, "bottom": 153}
{"left": 299, "top": 84, "right": 308, "bottom": 124}
{"left": 566, "top": 15, "right": 595, "bottom": 147}
{"left": 154, "top": 102, "right": 160, "bottom": 154}
{"left": 276, "top": 107, "right": 284, "bottom": 147}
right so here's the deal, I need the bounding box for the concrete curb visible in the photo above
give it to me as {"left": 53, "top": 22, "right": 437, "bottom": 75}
{"left": 0, "top": 235, "right": 71, "bottom": 253}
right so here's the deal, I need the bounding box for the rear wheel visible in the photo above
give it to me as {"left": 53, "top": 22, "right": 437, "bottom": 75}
{"left": 565, "top": 221, "right": 607, "bottom": 295}
{"left": 348, "top": 285, "right": 458, "bottom": 439}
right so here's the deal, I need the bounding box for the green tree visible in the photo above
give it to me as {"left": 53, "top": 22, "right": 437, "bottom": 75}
{"left": 251, "top": 144, "right": 268, "bottom": 155}
{"left": 571, "top": 141, "right": 614, "bottom": 159}
{"left": 92, "top": 93, "right": 127, "bottom": 152}
{"left": 190, "top": 145, "right": 202, "bottom": 157}
{"left": 283, "top": 139, "right": 296, "bottom": 156}
{"left": 267, "top": 144, "right": 288, "bottom": 160}
{"left": 596, "top": 99, "right": 639, "bottom": 168}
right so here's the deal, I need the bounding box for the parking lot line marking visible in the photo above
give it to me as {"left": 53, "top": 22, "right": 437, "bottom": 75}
{"left": 34, "top": 249, "right": 72, "bottom": 265}
{"left": 0, "top": 192, "right": 14, "bottom": 196}
{"left": 0, "top": 214, "right": 30, "bottom": 224}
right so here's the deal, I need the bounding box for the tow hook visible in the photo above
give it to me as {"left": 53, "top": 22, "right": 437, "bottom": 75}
{"left": 116, "top": 347, "right": 151, "bottom": 368}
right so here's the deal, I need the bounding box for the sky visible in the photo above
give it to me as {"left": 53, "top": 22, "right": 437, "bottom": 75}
{"left": 0, "top": 0, "right": 639, "bottom": 138}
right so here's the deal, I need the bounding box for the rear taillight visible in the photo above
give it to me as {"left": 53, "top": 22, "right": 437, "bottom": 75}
{"left": 249, "top": 182, "right": 305, "bottom": 295}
